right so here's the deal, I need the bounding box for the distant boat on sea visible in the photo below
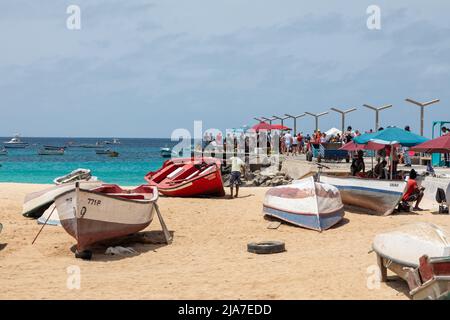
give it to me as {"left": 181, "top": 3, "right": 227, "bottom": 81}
{"left": 96, "top": 149, "right": 119, "bottom": 157}
{"left": 104, "top": 138, "right": 121, "bottom": 145}
{"left": 160, "top": 147, "right": 172, "bottom": 158}
{"left": 0, "top": 148, "right": 7, "bottom": 156}
{"left": 3, "top": 134, "right": 29, "bottom": 148}
{"left": 96, "top": 149, "right": 113, "bottom": 155}
{"left": 44, "top": 145, "right": 67, "bottom": 150}
{"left": 80, "top": 142, "right": 104, "bottom": 148}
{"left": 38, "top": 148, "right": 64, "bottom": 156}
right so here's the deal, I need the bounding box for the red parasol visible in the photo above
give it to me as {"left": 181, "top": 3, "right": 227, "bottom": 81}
{"left": 270, "top": 124, "right": 291, "bottom": 131}
{"left": 251, "top": 122, "right": 273, "bottom": 131}
{"left": 411, "top": 133, "right": 450, "bottom": 153}
{"left": 339, "top": 141, "right": 385, "bottom": 151}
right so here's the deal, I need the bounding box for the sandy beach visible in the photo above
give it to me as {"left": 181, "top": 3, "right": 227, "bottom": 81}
{"left": 0, "top": 182, "right": 449, "bottom": 300}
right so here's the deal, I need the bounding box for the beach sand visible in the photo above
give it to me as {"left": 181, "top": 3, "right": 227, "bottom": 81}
{"left": 1, "top": 182, "right": 449, "bottom": 300}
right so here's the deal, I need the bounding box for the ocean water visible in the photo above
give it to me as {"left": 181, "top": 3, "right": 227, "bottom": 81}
{"left": 0, "top": 138, "right": 178, "bottom": 185}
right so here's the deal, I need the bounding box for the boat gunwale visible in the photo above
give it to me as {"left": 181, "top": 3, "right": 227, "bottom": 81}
{"left": 56, "top": 186, "right": 159, "bottom": 205}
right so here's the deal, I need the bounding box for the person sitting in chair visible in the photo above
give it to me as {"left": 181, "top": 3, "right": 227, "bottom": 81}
{"left": 374, "top": 160, "right": 387, "bottom": 179}
{"left": 401, "top": 169, "right": 425, "bottom": 211}
{"left": 350, "top": 150, "right": 365, "bottom": 176}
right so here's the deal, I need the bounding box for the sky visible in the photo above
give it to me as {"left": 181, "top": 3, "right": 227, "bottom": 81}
{"left": 0, "top": 0, "right": 449, "bottom": 138}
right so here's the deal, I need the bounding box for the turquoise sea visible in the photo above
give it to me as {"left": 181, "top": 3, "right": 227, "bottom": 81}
{"left": 0, "top": 138, "right": 178, "bottom": 185}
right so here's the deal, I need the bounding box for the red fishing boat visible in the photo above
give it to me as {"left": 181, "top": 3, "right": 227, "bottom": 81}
{"left": 145, "top": 157, "right": 225, "bottom": 197}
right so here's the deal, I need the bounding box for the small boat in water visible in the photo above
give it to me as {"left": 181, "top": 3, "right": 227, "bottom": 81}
{"left": 96, "top": 149, "right": 119, "bottom": 157}
{"left": 373, "top": 223, "right": 450, "bottom": 299}
{"left": 319, "top": 174, "right": 407, "bottom": 215}
{"left": 3, "top": 134, "right": 29, "bottom": 148}
{"left": 55, "top": 184, "right": 159, "bottom": 252}
{"left": 145, "top": 157, "right": 225, "bottom": 197}
{"left": 104, "top": 138, "right": 121, "bottom": 145}
{"left": 160, "top": 147, "right": 172, "bottom": 158}
{"left": 263, "top": 177, "right": 344, "bottom": 231}
{"left": 80, "top": 142, "right": 104, "bottom": 148}
{"left": 96, "top": 149, "right": 112, "bottom": 155}
{"left": 44, "top": 145, "right": 67, "bottom": 150}
{"left": 0, "top": 148, "right": 7, "bottom": 156}
{"left": 53, "top": 168, "right": 97, "bottom": 185}
{"left": 38, "top": 148, "right": 64, "bottom": 156}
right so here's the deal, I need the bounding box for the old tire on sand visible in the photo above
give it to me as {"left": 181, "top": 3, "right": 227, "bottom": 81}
{"left": 247, "top": 241, "right": 285, "bottom": 254}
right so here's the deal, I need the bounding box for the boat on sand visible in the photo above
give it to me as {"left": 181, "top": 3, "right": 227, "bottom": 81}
{"left": 22, "top": 181, "right": 102, "bottom": 218}
{"left": 54, "top": 184, "right": 163, "bottom": 253}
{"left": 145, "top": 157, "right": 225, "bottom": 197}
{"left": 263, "top": 177, "right": 344, "bottom": 231}
{"left": 319, "top": 174, "right": 407, "bottom": 215}
{"left": 54, "top": 168, "right": 97, "bottom": 185}
{"left": 373, "top": 222, "right": 450, "bottom": 299}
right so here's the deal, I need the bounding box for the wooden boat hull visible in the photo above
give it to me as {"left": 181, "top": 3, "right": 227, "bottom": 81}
{"left": 55, "top": 185, "right": 158, "bottom": 251}
{"left": 263, "top": 177, "right": 344, "bottom": 231}
{"left": 320, "top": 175, "right": 407, "bottom": 215}
{"left": 145, "top": 157, "right": 225, "bottom": 197}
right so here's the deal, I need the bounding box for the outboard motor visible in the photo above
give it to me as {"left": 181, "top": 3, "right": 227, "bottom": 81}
{"left": 436, "top": 188, "right": 449, "bottom": 214}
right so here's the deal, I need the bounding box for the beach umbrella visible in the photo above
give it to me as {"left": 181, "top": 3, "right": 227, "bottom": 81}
{"left": 252, "top": 122, "right": 272, "bottom": 131}
{"left": 270, "top": 124, "right": 291, "bottom": 131}
{"left": 411, "top": 133, "right": 450, "bottom": 153}
{"left": 339, "top": 141, "right": 385, "bottom": 151}
{"left": 325, "top": 127, "right": 342, "bottom": 137}
{"left": 353, "top": 127, "right": 428, "bottom": 147}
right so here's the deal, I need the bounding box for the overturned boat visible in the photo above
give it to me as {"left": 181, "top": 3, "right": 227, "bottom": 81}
{"left": 145, "top": 157, "right": 225, "bottom": 197}
{"left": 263, "top": 177, "right": 344, "bottom": 231}
{"left": 320, "top": 174, "right": 407, "bottom": 215}
{"left": 55, "top": 184, "right": 160, "bottom": 252}
{"left": 373, "top": 222, "right": 450, "bottom": 299}
{"left": 22, "top": 181, "right": 102, "bottom": 218}
{"left": 53, "top": 168, "right": 97, "bottom": 185}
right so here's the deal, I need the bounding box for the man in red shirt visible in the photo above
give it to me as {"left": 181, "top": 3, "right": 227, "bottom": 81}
{"left": 402, "top": 169, "right": 425, "bottom": 211}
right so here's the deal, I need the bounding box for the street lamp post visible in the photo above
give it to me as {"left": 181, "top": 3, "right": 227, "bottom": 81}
{"left": 285, "top": 113, "right": 306, "bottom": 136}
{"left": 405, "top": 98, "right": 440, "bottom": 136}
{"left": 330, "top": 107, "right": 357, "bottom": 135}
{"left": 362, "top": 104, "right": 393, "bottom": 131}
{"left": 272, "top": 115, "right": 290, "bottom": 128}
{"left": 304, "top": 111, "right": 329, "bottom": 132}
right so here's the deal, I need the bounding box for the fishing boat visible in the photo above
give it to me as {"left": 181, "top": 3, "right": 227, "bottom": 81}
{"left": 373, "top": 223, "right": 450, "bottom": 299}
{"left": 96, "top": 149, "right": 112, "bottom": 155}
{"left": 55, "top": 184, "right": 159, "bottom": 253}
{"left": 145, "top": 157, "right": 225, "bottom": 197}
{"left": 53, "top": 168, "right": 97, "bottom": 185}
{"left": 319, "top": 174, "right": 407, "bottom": 215}
{"left": 38, "top": 148, "right": 65, "bottom": 156}
{"left": 104, "top": 138, "right": 121, "bottom": 145}
{"left": 263, "top": 177, "right": 344, "bottom": 231}
{"left": 44, "top": 145, "right": 67, "bottom": 150}
{"left": 80, "top": 142, "right": 104, "bottom": 148}
{"left": 160, "top": 147, "right": 172, "bottom": 158}
{"left": 22, "top": 181, "right": 102, "bottom": 218}
{"left": 3, "top": 134, "right": 29, "bottom": 148}
{"left": 0, "top": 148, "right": 7, "bottom": 156}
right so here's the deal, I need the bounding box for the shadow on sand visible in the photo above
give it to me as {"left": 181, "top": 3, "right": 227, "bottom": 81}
{"left": 385, "top": 276, "right": 411, "bottom": 298}
{"left": 69, "top": 230, "right": 175, "bottom": 261}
